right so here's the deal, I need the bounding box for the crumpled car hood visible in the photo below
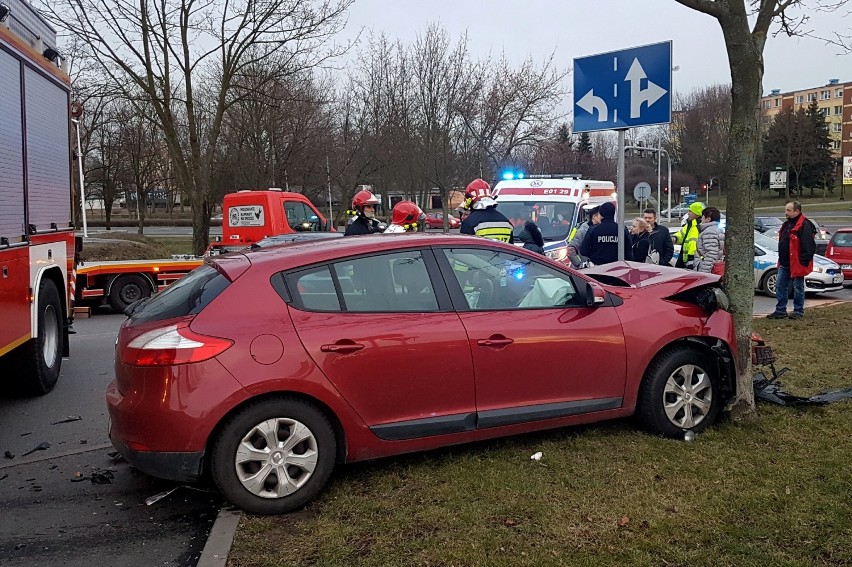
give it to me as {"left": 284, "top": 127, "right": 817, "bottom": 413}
{"left": 584, "top": 261, "right": 721, "bottom": 293}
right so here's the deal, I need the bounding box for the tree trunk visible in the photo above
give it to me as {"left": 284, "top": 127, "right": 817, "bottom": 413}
{"left": 719, "top": 19, "right": 760, "bottom": 419}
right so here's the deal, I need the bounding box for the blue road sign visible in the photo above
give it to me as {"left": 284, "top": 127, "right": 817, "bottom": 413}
{"left": 573, "top": 41, "right": 672, "bottom": 133}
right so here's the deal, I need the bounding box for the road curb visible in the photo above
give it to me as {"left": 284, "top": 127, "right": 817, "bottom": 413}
{"left": 197, "top": 506, "right": 241, "bottom": 567}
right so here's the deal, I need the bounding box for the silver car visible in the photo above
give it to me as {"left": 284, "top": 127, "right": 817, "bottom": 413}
{"left": 752, "top": 231, "right": 844, "bottom": 296}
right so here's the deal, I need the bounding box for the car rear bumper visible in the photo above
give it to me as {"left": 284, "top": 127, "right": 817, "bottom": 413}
{"left": 110, "top": 435, "right": 203, "bottom": 483}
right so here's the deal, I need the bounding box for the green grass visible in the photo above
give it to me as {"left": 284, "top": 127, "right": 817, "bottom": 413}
{"left": 228, "top": 303, "right": 852, "bottom": 567}
{"left": 80, "top": 233, "right": 194, "bottom": 261}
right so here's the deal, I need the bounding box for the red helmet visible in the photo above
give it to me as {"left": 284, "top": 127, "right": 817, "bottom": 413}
{"left": 391, "top": 201, "right": 424, "bottom": 230}
{"left": 351, "top": 190, "right": 380, "bottom": 211}
{"left": 464, "top": 178, "right": 493, "bottom": 209}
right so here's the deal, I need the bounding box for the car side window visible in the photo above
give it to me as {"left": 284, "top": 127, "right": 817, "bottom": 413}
{"left": 442, "top": 248, "right": 581, "bottom": 310}
{"left": 290, "top": 266, "right": 342, "bottom": 311}
{"left": 333, "top": 251, "right": 439, "bottom": 312}
{"left": 284, "top": 202, "right": 320, "bottom": 231}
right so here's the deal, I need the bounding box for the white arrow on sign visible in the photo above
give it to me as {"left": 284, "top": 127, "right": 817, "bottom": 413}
{"left": 576, "top": 89, "right": 608, "bottom": 122}
{"left": 625, "top": 58, "right": 667, "bottom": 119}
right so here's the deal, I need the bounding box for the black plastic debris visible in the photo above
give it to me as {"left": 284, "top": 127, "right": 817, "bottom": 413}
{"left": 0, "top": 474, "right": 8, "bottom": 482}
{"left": 21, "top": 442, "right": 51, "bottom": 456}
{"left": 752, "top": 333, "right": 852, "bottom": 406}
{"left": 3, "top": 451, "right": 13, "bottom": 459}
{"left": 71, "top": 469, "right": 115, "bottom": 484}
{"left": 51, "top": 415, "right": 82, "bottom": 425}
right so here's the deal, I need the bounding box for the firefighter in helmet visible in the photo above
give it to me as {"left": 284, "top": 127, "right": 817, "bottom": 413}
{"left": 384, "top": 201, "right": 425, "bottom": 233}
{"left": 459, "top": 178, "right": 513, "bottom": 243}
{"left": 344, "top": 190, "right": 383, "bottom": 236}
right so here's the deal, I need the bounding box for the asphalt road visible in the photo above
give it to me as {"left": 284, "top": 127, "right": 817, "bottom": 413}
{"left": 0, "top": 313, "right": 220, "bottom": 567}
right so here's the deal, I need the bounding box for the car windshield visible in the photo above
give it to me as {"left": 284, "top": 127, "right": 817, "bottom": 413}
{"left": 497, "top": 201, "right": 577, "bottom": 242}
{"left": 759, "top": 217, "right": 783, "bottom": 227}
{"left": 755, "top": 231, "right": 779, "bottom": 253}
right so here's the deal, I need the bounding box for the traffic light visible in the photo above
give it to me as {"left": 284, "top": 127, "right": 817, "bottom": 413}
{"left": 663, "top": 187, "right": 668, "bottom": 194}
{"left": 702, "top": 184, "right": 708, "bottom": 191}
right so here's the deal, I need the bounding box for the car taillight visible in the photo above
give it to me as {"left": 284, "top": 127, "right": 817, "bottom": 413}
{"left": 122, "top": 321, "right": 233, "bottom": 366}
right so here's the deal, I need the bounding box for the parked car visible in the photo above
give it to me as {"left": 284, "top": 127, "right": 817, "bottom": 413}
{"left": 753, "top": 216, "right": 783, "bottom": 233}
{"left": 710, "top": 231, "right": 843, "bottom": 296}
{"left": 824, "top": 228, "right": 852, "bottom": 281}
{"left": 763, "top": 222, "right": 831, "bottom": 255}
{"left": 107, "top": 234, "right": 737, "bottom": 514}
{"left": 660, "top": 204, "right": 691, "bottom": 219}
{"left": 423, "top": 212, "right": 460, "bottom": 229}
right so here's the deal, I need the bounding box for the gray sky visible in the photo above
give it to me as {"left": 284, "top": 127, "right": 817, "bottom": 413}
{"left": 342, "top": 0, "right": 851, "bottom": 98}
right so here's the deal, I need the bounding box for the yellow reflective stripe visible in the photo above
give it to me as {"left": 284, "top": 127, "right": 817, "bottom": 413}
{"left": 476, "top": 227, "right": 513, "bottom": 241}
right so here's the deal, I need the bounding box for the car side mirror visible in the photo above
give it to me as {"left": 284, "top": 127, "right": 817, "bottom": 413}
{"left": 585, "top": 281, "right": 606, "bottom": 307}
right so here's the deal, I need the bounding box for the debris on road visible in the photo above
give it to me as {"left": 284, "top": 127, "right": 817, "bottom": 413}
{"left": 51, "top": 415, "right": 83, "bottom": 425}
{"left": 21, "top": 442, "right": 51, "bottom": 456}
{"left": 146, "top": 487, "right": 178, "bottom": 506}
{"left": 3, "top": 451, "right": 13, "bottom": 459}
{"left": 71, "top": 469, "right": 116, "bottom": 484}
{"left": 0, "top": 474, "right": 8, "bottom": 482}
{"left": 530, "top": 451, "right": 543, "bottom": 461}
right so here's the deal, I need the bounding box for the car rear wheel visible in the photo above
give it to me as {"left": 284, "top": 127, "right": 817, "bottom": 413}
{"left": 211, "top": 398, "right": 337, "bottom": 515}
{"left": 637, "top": 347, "right": 720, "bottom": 437}
{"left": 109, "top": 274, "right": 151, "bottom": 313}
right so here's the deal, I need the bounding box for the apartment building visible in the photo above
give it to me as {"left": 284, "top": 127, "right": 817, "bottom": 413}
{"left": 760, "top": 78, "right": 852, "bottom": 161}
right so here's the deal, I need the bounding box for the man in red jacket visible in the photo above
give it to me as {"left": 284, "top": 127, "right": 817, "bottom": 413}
{"left": 766, "top": 201, "right": 817, "bottom": 320}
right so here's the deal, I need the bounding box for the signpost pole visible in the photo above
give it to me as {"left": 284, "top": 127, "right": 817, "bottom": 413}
{"left": 656, "top": 137, "right": 662, "bottom": 211}
{"left": 617, "top": 129, "right": 626, "bottom": 261}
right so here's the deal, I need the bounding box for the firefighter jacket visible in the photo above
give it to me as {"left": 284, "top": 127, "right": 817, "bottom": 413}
{"left": 778, "top": 214, "right": 816, "bottom": 277}
{"left": 460, "top": 207, "right": 514, "bottom": 243}
{"left": 344, "top": 215, "right": 382, "bottom": 236}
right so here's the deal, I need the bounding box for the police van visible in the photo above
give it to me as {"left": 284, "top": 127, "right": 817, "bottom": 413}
{"left": 492, "top": 175, "right": 616, "bottom": 263}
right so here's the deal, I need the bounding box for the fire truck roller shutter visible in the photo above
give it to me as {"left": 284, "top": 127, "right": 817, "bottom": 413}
{"left": 24, "top": 66, "right": 72, "bottom": 233}
{"left": 0, "top": 49, "right": 25, "bottom": 242}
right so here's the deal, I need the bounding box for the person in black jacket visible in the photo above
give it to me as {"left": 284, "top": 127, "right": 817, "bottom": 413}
{"left": 643, "top": 208, "right": 674, "bottom": 265}
{"left": 579, "top": 201, "right": 633, "bottom": 265}
{"left": 630, "top": 217, "right": 652, "bottom": 262}
{"left": 518, "top": 221, "right": 545, "bottom": 255}
{"left": 344, "top": 190, "right": 383, "bottom": 236}
{"left": 459, "top": 178, "right": 514, "bottom": 243}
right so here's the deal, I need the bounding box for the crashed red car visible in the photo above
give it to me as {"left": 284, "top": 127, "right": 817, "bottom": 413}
{"left": 107, "top": 234, "right": 737, "bottom": 514}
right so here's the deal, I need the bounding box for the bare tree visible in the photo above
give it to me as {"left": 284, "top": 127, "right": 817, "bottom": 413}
{"left": 45, "top": 0, "right": 353, "bottom": 254}
{"left": 674, "top": 0, "right": 847, "bottom": 418}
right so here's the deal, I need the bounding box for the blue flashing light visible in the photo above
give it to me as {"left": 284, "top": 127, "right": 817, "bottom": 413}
{"left": 502, "top": 171, "right": 515, "bottom": 180}
{"left": 517, "top": 172, "right": 525, "bottom": 179}
{"left": 514, "top": 268, "right": 525, "bottom": 280}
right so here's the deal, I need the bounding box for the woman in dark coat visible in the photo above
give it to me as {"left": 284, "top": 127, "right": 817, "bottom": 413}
{"left": 630, "top": 218, "right": 652, "bottom": 262}
{"left": 518, "top": 221, "right": 545, "bottom": 255}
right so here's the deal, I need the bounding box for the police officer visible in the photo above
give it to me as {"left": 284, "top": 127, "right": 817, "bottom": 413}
{"left": 459, "top": 179, "right": 514, "bottom": 243}
{"left": 579, "top": 201, "right": 633, "bottom": 265}
{"left": 344, "top": 190, "right": 383, "bottom": 236}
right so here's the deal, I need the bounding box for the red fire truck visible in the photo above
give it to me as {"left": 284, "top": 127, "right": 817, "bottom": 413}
{"left": 0, "top": 0, "right": 77, "bottom": 394}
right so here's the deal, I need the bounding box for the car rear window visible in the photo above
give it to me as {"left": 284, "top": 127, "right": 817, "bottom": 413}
{"left": 130, "top": 264, "right": 230, "bottom": 323}
{"left": 830, "top": 232, "right": 852, "bottom": 247}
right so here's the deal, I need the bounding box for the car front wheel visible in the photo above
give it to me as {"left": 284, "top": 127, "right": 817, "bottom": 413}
{"left": 211, "top": 398, "right": 337, "bottom": 514}
{"left": 637, "top": 347, "right": 721, "bottom": 437}
{"left": 761, "top": 269, "right": 777, "bottom": 297}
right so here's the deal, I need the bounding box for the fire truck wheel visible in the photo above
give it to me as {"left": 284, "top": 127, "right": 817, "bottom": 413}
{"left": 109, "top": 274, "right": 152, "bottom": 313}
{"left": 19, "top": 279, "right": 63, "bottom": 395}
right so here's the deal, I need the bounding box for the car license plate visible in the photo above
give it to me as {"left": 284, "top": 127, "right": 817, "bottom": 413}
{"left": 842, "top": 264, "right": 852, "bottom": 269}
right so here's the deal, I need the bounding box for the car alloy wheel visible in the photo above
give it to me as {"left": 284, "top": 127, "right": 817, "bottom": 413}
{"left": 763, "top": 270, "right": 777, "bottom": 297}
{"left": 637, "top": 347, "right": 721, "bottom": 437}
{"left": 662, "top": 363, "right": 713, "bottom": 429}
{"left": 211, "top": 398, "right": 336, "bottom": 514}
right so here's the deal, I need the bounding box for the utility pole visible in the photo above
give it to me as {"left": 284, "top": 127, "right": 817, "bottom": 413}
{"left": 326, "top": 155, "right": 333, "bottom": 223}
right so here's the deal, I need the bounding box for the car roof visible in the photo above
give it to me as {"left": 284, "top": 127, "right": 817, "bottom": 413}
{"left": 235, "top": 233, "right": 517, "bottom": 271}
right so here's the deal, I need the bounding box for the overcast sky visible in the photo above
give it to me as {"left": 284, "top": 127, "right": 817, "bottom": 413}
{"left": 341, "top": 0, "right": 851, "bottom": 99}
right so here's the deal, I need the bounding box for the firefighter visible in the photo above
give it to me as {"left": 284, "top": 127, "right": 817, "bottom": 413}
{"left": 459, "top": 178, "right": 513, "bottom": 243}
{"left": 673, "top": 201, "right": 705, "bottom": 268}
{"left": 384, "top": 201, "right": 426, "bottom": 233}
{"left": 344, "top": 190, "right": 383, "bottom": 236}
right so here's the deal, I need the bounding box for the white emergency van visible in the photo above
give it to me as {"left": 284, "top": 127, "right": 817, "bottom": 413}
{"left": 492, "top": 175, "right": 617, "bottom": 263}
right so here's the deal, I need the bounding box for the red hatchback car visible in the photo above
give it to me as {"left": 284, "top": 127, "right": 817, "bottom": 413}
{"left": 107, "top": 234, "right": 737, "bottom": 514}
{"left": 424, "top": 212, "right": 460, "bottom": 229}
{"left": 824, "top": 228, "right": 852, "bottom": 281}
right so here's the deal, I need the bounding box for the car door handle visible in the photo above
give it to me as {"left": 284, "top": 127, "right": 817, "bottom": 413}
{"left": 477, "top": 336, "right": 514, "bottom": 347}
{"left": 321, "top": 342, "right": 365, "bottom": 354}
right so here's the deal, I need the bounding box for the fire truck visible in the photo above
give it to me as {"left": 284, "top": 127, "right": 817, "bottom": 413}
{"left": 493, "top": 174, "right": 617, "bottom": 263}
{"left": 0, "top": 0, "right": 77, "bottom": 394}
{"left": 76, "top": 189, "right": 333, "bottom": 312}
